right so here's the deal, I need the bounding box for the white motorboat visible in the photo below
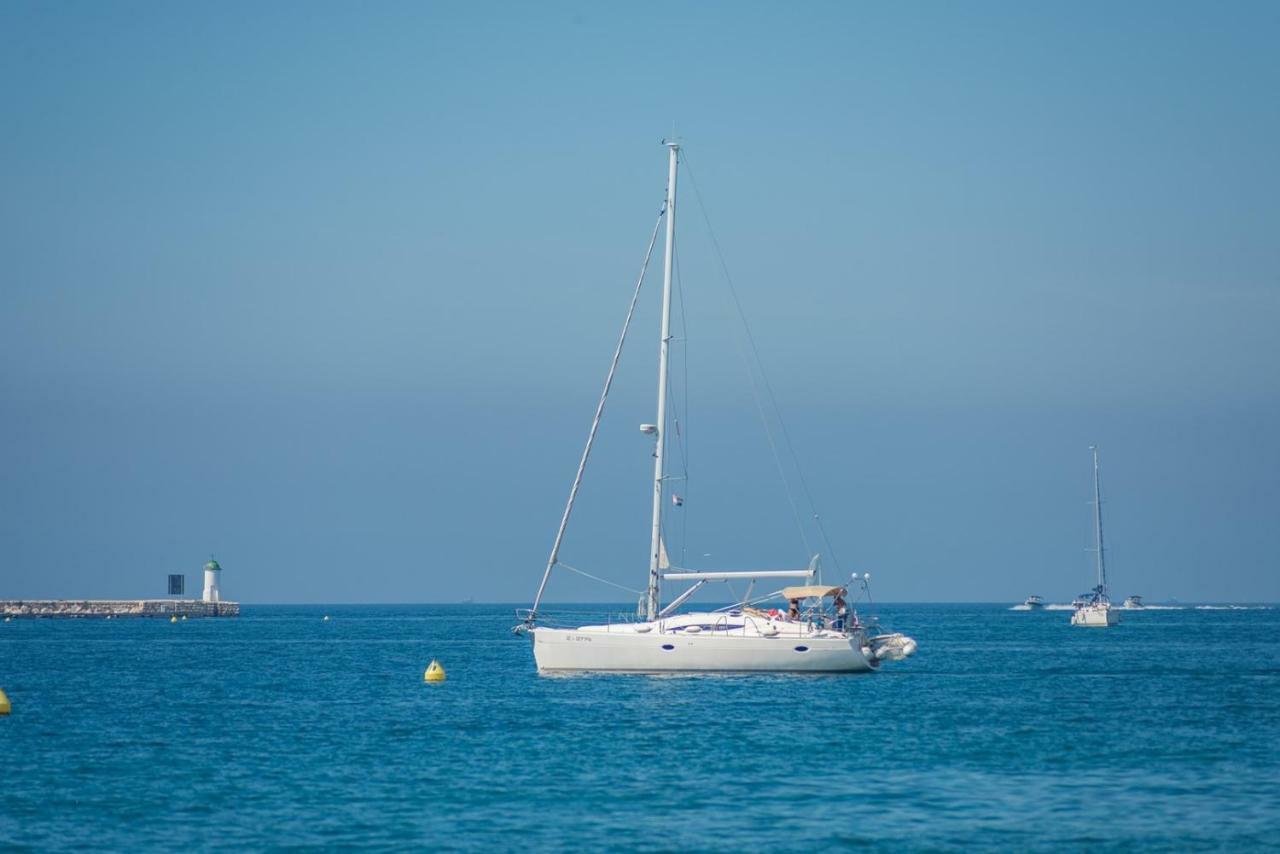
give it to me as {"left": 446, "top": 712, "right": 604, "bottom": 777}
{"left": 1021, "top": 595, "right": 1045, "bottom": 610}
{"left": 1122, "top": 595, "right": 1144, "bottom": 609}
{"left": 1072, "top": 446, "right": 1119, "bottom": 628}
{"left": 516, "top": 141, "right": 916, "bottom": 674}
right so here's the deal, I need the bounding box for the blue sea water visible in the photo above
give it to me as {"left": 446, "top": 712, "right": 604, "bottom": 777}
{"left": 2, "top": 604, "right": 1279, "bottom": 851}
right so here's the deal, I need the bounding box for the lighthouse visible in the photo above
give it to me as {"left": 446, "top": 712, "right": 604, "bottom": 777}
{"left": 202, "top": 558, "right": 222, "bottom": 603}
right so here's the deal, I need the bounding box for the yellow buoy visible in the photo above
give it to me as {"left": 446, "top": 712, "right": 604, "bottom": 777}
{"left": 0, "top": 688, "right": 10, "bottom": 715}
{"left": 423, "top": 660, "right": 446, "bottom": 683}
{"left": 170, "top": 615, "right": 178, "bottom": 623}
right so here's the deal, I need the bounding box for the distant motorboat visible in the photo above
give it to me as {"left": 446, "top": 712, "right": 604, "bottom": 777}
{"left": 1023, "top": 595, "right": 1045, "bottom": 610}
{"left": 1122, "top": 595, "right": 1144, "bottom": 609}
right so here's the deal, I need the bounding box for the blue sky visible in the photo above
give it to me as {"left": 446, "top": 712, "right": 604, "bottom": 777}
{"left": 2, "top": 1, "right": 1277, "bottom": 603}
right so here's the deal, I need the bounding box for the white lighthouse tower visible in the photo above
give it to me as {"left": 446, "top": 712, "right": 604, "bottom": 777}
{"left": 202, "top": 558, "right": 222, "bottom": 603}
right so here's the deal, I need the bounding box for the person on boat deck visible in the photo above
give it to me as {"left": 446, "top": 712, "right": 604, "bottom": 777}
{"left": 833, "top": 591, "right": 848, "bottom": 631}
{"left": 787, "top": 599, "right": 800, "bottom": 621}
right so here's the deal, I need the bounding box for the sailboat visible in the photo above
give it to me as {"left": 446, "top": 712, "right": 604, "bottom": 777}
{"left": 1071, "top": 445, "right": 1119, "bottom": 627}
{"left": 515, "top": 141, "right": 917, "bottom": 673}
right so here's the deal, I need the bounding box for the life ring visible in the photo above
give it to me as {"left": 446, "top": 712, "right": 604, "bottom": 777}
{"left": 768, "top": 608, "right": 780, "bottom": 618}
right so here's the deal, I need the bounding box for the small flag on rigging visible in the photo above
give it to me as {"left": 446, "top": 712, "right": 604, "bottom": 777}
{"left": 672, "top": 494, "right": 684, "bottom": 507}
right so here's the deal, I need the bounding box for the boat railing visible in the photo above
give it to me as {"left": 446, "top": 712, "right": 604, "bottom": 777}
{"left": 512, "top": 608, "right": 639, "bottom": 632}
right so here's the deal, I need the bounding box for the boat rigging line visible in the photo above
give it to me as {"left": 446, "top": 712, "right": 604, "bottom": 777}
{"left": 555, "top": 561, "right": 645, "bottom": 596}
{"left": 528, "top": 198, "right": 668, "bottom": 623}
{"left": 667, "top": 241, "right": 692, "bottom": 569}
{"left": 681, "top": 151, "right": 845, "bottom": 579}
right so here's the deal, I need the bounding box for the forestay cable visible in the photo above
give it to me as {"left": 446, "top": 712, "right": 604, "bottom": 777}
{"left": 529, "top": 200, "right": 668, "bottom": 621}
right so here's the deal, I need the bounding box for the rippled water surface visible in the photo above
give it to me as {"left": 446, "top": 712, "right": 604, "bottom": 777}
{"left": 3, "top": 604, "right": 1278, "bottom": 851}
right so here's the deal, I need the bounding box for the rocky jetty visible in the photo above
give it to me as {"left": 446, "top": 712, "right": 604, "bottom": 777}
{"left": 0, "top": 599, "right": 239, "bottom": 618}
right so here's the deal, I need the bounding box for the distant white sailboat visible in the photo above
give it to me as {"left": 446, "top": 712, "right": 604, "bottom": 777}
{"left": 1072, "top": 446, "right": 1119, "bottom": 627}
{"left": 515, "top": 141, "right": 916, "bottom": 673}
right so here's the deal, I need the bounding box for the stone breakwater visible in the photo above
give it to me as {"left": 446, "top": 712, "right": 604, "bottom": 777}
{"left": 1, "top": 600, "right": 239, "bottom": 618}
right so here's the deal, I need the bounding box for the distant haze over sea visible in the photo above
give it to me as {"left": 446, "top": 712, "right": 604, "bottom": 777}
{"left": 2, "top": 3, "right": 1277, "bottom": 604}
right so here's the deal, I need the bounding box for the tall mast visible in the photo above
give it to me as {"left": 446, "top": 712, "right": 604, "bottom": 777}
{"left": 647, "top": 141, "right": 679, "bottom": 621}
{"left": 1091, "top": 445, "right": 1107, "bottom": 595}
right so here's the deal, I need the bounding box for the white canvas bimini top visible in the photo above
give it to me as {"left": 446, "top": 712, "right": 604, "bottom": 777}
{"left": 781, "top": 585, "right": 846, "bottom": 600}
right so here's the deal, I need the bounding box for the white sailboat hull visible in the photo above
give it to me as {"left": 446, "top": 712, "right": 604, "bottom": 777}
{"left": 1071, "top": 605, "right": 1119, "bottom": 627}
{"left": 531, "top": 625, "right": 879, "bottom": 674}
